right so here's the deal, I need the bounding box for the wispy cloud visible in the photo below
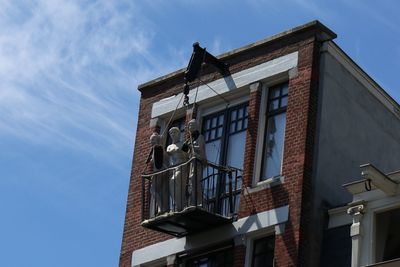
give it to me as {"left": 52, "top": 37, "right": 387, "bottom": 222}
{"left": 0, "top": 0, "right": 180, "bottom": 163}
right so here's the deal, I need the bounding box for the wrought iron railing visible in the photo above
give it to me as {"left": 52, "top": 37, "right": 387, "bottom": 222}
{"left": 141, "top": 157, "right": 242, "bottom": 221}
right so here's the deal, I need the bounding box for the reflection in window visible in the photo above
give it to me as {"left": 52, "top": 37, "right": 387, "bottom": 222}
{"left": 375, "top": 208, "right": 400, "bottom": 262}
{"left": 202, "top": 104, "right": 248, "bottom": 216}
{"left": 261, "top": 83, "right": 288, "bottom": 181}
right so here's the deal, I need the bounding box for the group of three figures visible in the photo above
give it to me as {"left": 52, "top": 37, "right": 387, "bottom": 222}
{"left": 149, "top": 119, "right": 206, "bottom": 216}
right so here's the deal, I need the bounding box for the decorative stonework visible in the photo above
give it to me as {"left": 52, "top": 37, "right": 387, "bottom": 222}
{"left": 347, "top": 203, "right": 365, "bottom": 267}
{"left": 249, "top": 81, "right": 262, "bottom": 93}
{"left": 347, "top": 204, "right": 365, "bottom": 217}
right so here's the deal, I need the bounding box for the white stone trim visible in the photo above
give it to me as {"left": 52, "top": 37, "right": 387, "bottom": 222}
{"left": 360, "top": 164, "right": 398, "bottom": 196}
{"left": 328, "top": 206, "right": 352, "bottom": 229}
{"left": 345, "top": 165, "right": 400, "bottom": 267}
{"left": 151, "top": 52, "right": 299, "bottom": 118}
{"left": 245, "top": 176, "right": 285, "bottom": 195}
{"left": 131, "top": 205, "right": 289, "bottom": 267}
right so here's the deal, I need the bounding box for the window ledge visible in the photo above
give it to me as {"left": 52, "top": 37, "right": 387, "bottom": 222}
{"left": 245, "top": 176, "right": 285, "bottom": 195}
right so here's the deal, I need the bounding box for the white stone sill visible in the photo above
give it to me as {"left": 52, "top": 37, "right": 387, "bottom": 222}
{"left": 244, "top": 176, "right": 285, "bottom": 195}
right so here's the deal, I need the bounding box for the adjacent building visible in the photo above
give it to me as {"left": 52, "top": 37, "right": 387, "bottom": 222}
{"left": 119, "top": 21, "right": 400, "bottom": 267}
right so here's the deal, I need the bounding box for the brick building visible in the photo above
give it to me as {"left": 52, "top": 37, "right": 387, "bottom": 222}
{"left": 119, "top": 21, "right": 400, "bottom": 267}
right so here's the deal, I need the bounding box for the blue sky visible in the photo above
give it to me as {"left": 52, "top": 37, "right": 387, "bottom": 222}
{"left": 0, "top": 1, "right": 399, "bottom": 266}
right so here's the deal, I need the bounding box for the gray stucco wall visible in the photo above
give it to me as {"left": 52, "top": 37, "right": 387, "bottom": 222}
{"left": 310, "top": 48, "right": 400, "bottom": 266}
{"left": 314, "top": 51, "right": 400, "bottom": 207}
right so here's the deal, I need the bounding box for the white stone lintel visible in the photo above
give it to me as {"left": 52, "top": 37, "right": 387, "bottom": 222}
{"left": 151, "top": 52, "right": 298, "bottom": 118}
{"left": 131, "top": 205, "right": 289, "bottom": 267}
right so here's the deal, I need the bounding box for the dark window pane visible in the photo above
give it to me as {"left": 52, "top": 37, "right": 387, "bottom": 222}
{"left": 252, "top": 236, "right": 275, "bottom": 267}
{"left": 217, "top": 127, "right": 223, "bottom": 138}
{"left": 376, "top": 208, "right": 400, "bottom": 262}
{"left": 185, "top": 247, "right": 233, "bottom": 267}
{"left": 237, "top": 108, "right": 243, "bottom": 119}
{"left": 231, "top": 110, "right": 237, "bottom": 121}
{"left": 237, "top": 120, "right": 243, "bottom": 131}
{"left": 282, "top": 83, "right": 288, "bottom": 95}
{"left": 269, "top": 99, "right": 279, "bottom": 111}
{"left": 218, "top": 115, "right": 224, "bottom": 126}
{"left": 230, "top": 122, "right": 236, "bottom": 134}
{"left": 270, "top": 87, "right": 280, "bottom": 98}
{"left": 281, "top": 96, "right": 288, "bottom": 108}
{"left": 206, "top": 119, "right": 211, "bottom": 129}
{"left": 211, "top": 117, "right": 217, "bottom": 127}
{"left": 210, "top": 129, "right": 216, "bottom": 140}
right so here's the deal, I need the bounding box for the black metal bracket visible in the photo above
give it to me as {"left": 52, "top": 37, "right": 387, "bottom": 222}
{"left": 183, "top": 43, "right": 230, "bottom": 105}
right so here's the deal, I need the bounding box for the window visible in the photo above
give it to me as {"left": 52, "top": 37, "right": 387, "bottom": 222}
{"left": 375, "top": 207, "right": 400, "bottom": 262}
{"left": 251, "top": 236, "right": 275, "bottom": 267}
{"left": 183, "top": 247, "right": 233, "bottom": 267}
{"left": 202, "top": 103, "right": 248, "bottom": 169}
{"left": 260, "top": 83, "right": 288, "bottom": 181}
{"left": 202, "top": 103, "right": 248, "bottom": 216}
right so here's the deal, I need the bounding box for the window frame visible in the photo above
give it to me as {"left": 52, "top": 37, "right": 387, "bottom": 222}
{"left": 251, "top": 235, "right": 275, "bottom": 267}
{"left": 178, "top": 243, "right": 234, "bottom": 267}
{"left": 244, "top": 228, "right": 276, "bottom": 267}
{"left": 202, "top": 102, "right": 249, "bottom": 168}
{"left": 201, "top": 101, "right": 249, "bottom": 217}
{"left": 373, "top": 203, "right": 400, "bottom": 264}
{"left": 253, "top": 82, "right": 288, "bottom": 186}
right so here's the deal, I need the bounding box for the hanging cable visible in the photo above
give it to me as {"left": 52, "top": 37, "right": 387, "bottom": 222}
{"left": 160, "top": 93, "right": 185, "bottom": 139}
{"left": 198, "top": 78, "right": 230, "bottom": 107}
{"left": 242, "top": 184, "right": 257, "bottom": 214}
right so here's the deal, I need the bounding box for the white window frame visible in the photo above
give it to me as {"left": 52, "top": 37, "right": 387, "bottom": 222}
{"left": 252, "top": 81, "right": 288, "bottom": 188}
{"left": 244, "top": 227, "right": 277, "bottom": 267}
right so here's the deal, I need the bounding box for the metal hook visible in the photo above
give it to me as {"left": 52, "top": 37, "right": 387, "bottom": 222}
{"left": 365, "top": 179, "right": 372, "bottom": 191}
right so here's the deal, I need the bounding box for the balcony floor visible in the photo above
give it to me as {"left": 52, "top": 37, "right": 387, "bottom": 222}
{"left": 141, "top": 206, "right": 232, "bottom": 237}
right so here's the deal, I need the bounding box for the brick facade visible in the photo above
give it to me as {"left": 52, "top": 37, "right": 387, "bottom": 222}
{"left": 120, "top": 22, "right": 335, "bottom": 267}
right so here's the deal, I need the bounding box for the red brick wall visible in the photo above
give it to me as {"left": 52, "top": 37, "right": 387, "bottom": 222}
{"left": 233, "top": 245, "right": 246, "bottom": 267}
{"left": 120, "top": 27, "right": 325, "bottom": 267}
{"left": 238, "top": 38, "right": 320, "bottom": 267}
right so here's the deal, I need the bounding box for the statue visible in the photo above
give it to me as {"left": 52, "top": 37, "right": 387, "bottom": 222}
{"left": 166, "top": 127, "right": 188, "bottom": 211}
{"left": 183, "top": 119, "right": 206, "bottom": 205}
{"left": 149, "top": 132, "right": 169, "bottom": 216}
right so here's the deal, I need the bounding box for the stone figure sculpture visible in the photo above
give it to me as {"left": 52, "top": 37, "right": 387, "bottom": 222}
{"left": 166, "top": 127, "right": 188, "bottom": 211}
{"left": 149, "top": 132, "right": 169, "bottom": 216}
{"left": 182, "top": 119, "right": 206, "bottom": 205}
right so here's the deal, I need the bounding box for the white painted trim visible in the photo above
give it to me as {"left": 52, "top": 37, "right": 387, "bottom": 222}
{"left": 328, "top": 206, "right": 352, "bottom": 229}
{"left": 151, "top": 52, "right": 299, "bottom": 118}
{"left": 246, "top": 176, "right": 285, "bottom": 195}
{"left": 131, "top": 205, "right": 289, "bottom": 267}
{"left": 244, "top": 227, "right": 277, "bottom": 267}
{"left": 253, "top": 83, "right": 268, "bottom": 185}
{"left": 360, "top": 164, "right": 398, "bottom": 196}
{"left": 345, "top": 164, "right": 400, "bottom": 266}
{"left": 322, "top": 41, "right": 400, "bottom": 120}
{"left": 200, "top": 95, "right": 249, "bottom": 118}
{"left": 252, "top": 82, "right": 287, "bottom": 184}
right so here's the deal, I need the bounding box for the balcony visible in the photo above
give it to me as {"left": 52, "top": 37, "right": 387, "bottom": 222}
{"left": 141, "top": 157, "right": 242, "bottom": 237}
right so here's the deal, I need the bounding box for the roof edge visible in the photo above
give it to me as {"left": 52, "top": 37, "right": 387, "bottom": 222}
{"left": 138, "top": 20, "right": 336, "bottom": 91}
